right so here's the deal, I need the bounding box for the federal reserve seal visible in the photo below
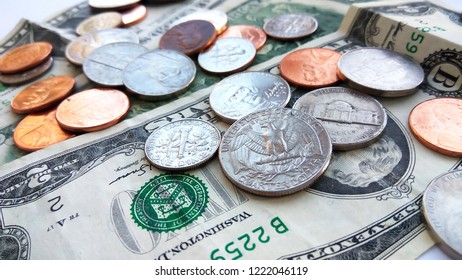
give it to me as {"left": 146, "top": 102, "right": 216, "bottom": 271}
{"left": 130, "top": 174, "right": 208, "bottom": 232}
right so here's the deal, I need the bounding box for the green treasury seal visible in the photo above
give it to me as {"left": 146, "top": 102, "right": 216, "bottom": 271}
{"left": 131, "top": 173, "right": 208, "bottom": 232}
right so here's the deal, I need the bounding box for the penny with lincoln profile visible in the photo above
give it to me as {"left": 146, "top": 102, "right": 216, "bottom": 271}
{"left": 218, "top": 25, "right": 267, "bottom": 50}
{"left": 0, "top": 42, "right": 53, "bottom": 74}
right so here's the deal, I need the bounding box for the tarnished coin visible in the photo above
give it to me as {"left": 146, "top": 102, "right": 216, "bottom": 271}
{"left": 11, "top": 75, "right": 75, "bottom": 114}
{"left": 89, "top": 0, "right": 141, "bottom": 10}
{"left": 13, "top": 108, "right": 75, "bottom": 152}
{"left": 409, "top": 98, "right": 462, "bottom": 157}
{"left": 121, "top": 5, "right": 147, "bottom": 26}
{"left": 76, "top": 12, "right": 123, "bottom": 36}
{"left": 0, "top": 57, "right": 53, "bottom": 85}
{"left": 65, "top": 28, "right": 139, "bottom": 65}
{"left": 145, "top": 118, "right": 221, "bottom": 171}
{"left": 172, "top": 9, "right": 228, "bottom": 34}
{"left": 0, "top": 42, "right": 52, "bottom": 74}
{"left": 293, "top": 87, "right": 387, "bottom": 150}
{"left": 83, "top": 42, "right": 148, "bottom": 86}
{"left": 219, "top": 108, "right": 332, "bottom": 196}
{"left": 280, "top": 48, "right": 341, "bottom": 88}
{"left": 123, "top": 49, "right": 196, "bottom": 100}
{"left": 209, "top": 71, "right": 291, "bottom": 124}
{"left": 56, "top": 88, "right": 130, "bottom": 132}
{"left": 218, "top": 25, "right": 267, "bottom": 50}
{"left": 263, "top": 13, "right": 318, "bottom": 40}
{"left": 338, "top": 47, "right": 424, "bottom": 97}
{"left": 198, "top": 37, "right": 256, "bottom": 75}
{"left": 422, "top": 170, "right": 462, "bottom": 259}
{"left": 159, "top": 20, "right": 217, "bottom": 56}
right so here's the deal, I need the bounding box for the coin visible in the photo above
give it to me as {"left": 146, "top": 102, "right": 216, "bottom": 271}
{"left": 159, "top": 20, "right": 217, "bottom": 56}
{"left": 218, "top": 25, "right": 267, "bottom": 50}
{"left": 89, "top": 0, "right": 141, "bottom": 10}
{"left": 121, "top": 5, "right": 147, "bottom": 26}
{"left": 171, "top": 9, "right": 228, "bottom": 34}
{"left": 219, "top": 108, "right": 332, "bottom": 196}
{"left": 83, "top": 42, "right": 148, "bottom": 86}
{"left": 293, "top": 87, "right": 387, "bottom": 150}
{"left": 209, "top": 71, "right": 291, "bottom": 124}
{"left": 0, "top": 57, "right": 53, "bottom": 85}
{"left": 198, "top": 37, "right": 256, "bottom": 75}
{"left": 13, "top": 108, "right": 75, "bottom": 152}
{"left": 422, "top": 170, "right": 462, "bottom": 259}
{"left": 123, "top": 49, "right": 196, "bottom": 100}
{"left": 263, "top": 13, "right": 318, "bottom": 40}
{"left": 11, "top": 75, "right": 75, "bottom": 114}
{"left": 56, "top": 88, "right": 130, "bottom": 132}
{"left": 280, "top": 48, "right": 341, "bottom": 88}
{"left": 145, "top": 118, "right": 221, "bottom": 171}
{"left": 0, "top": 42, "right": 52, "bottom": 74}
{"left": 65, "top": 28, "right": 140, "bottom": 65}
{"left": 76, "top": 12, "right": 123, "bottom": 36}
{"left": 338, "top": 47, "right": 424, "bottom": 97}
{"left": 408, "top": 97, "right": 462, "bottom": 157}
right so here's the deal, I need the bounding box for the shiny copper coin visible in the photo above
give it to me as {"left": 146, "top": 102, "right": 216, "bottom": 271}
{"left": 56, "top": 88, "right": 130, "bottom": 132}
{"left": 0, "top": 42, "right": 52, "bottom": 74}
{"left": 121, "top": 5, "right": 147, "bottom": 26}
{"left": 172, "top": 9, "right": 228, "bottom": 35}
{"left": 89, "top": 0, "right": 141, "bottom": 10}
{"left": 76, "top": 12, "right": 123, "bottom": 36}
{"left": 409, "top": 98, "right": 462, "bottom": 157}
{"left": 218, "top": 25, "right": 267, "bottom": 50}
{"left": 159, "top": 20, "right": 217, "bottom": 56}
{"left": 13, "top": 108, "right": 75, "bottom": 152}
{"left": 11, "top": 76, "right": 75, "bottom": 114}
{"left": 279, "top": 48, "right": 341, "bottom": 88}
{"left": 0, "top": 57, "right": 53, "bottom": 85}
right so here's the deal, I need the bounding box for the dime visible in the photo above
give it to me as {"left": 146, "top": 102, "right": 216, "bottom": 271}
{"left": 263, "top": 13, "right": 318, "bottom": 40}
{"left": 0, "top": 57, "right": 53, "bottom": 85}
{"left": 83, "top": 42, "right": 148, "bottom": 86}
{"left": 218, "top": 25, "right": 267, "bottom": 50}
{"left": 422, "top": 170, "right": 462, "bottom": 259}
{"left": 56, "top": 88, "right": 130, "bottom": 132}
{"left": 0, "top": 42, "right": 52, "bottom": 74}
{"left": 293, "top": 87, "right": 387, "bottom": 150}
{"left": 338, "top": 47, "right": 424, "bottom": 97}
{"left": 76, "top": 12, "right": 123, "bottom": 36}
{"left": 121, "top": 5, "right": 147, "bottom": 26}
{"left": 198, "top": 37, "right": 256, "bottom": 75}
{"left": 209, "top": 71, "right": 291, "bottom": 124}
{"left": 219, "top": 108, "right": 332, "bottom": 196}
{"left": 172, "top": 9, "right": 228, "bottom": 34}
{"left": 13, "top": 108, "right": 75, "bottom": 151}
{"left": 65, "top": 28, "right": 140, "bottom": 65}
{"left": 11, "top": 75, "right": 75, "bottom": 114}
{"left": 145, "top": 118, "right": 221, "bottom": 171}
{"left": 88, "top": 0, "right": 141, "bottom": 10}
{"left": 280, "top": 48, "right": 341, "bottom": 88}
{"left": 408, "top": 98, "right": 462, "bottom": 157}
{"left": 123, "top": 49, "right": 196, "bottom": 100}
{"left": 159, "top": 20, "right": 217, "bottom": 56}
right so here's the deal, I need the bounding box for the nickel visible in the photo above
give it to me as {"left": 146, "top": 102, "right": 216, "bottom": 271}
{"left": 263, "top": 13, "right": 318, "bottom": 40}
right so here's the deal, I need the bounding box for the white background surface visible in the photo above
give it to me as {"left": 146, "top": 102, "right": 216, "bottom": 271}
{"left": 0, "top": 0, "right": 461, "bottom": 260}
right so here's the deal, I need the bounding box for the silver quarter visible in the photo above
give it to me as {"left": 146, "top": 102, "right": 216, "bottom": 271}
{"left": 219, "top": 108, "right": 332, "bottom": 196}
{"left": 123, "top": 49, "right": 196, "bottom": 100}
{"left": 337, "top": 47, "right": 424, "bottom": 97}
{"left": 0, "top": 57, "right": 53, "bottom": 85}
{"left": 65, "top": 28, "right": 139, "bottom": 65}
{"left": 209, "top": 71, "right": 291, "bottom": 124}
{"left": 422, "top": 170, "right": 462, "bottom": 259}
{"left": 76, "top": 12, "right": 123, "bottom": 36}
{"left": 293, "top": 87, "right": 387, "bottom": 151}
{"left": 198, "top": 37, "right": 256, "bottom": 75}
{"left": 145, "top": 118, "right": 221, "bottom": 171}
{"left": 263, "top": 13, "right": 318, "bottom": 40}
{"left": 83, "top": 42, "right": 147, "bottom": 86}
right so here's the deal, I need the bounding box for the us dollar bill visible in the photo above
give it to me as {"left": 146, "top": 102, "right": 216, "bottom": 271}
{"left": 1, "top": 0, "right": 461, "bottom": 260}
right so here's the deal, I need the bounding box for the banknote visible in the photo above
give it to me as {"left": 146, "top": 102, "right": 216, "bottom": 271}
{"left": 1, "top": 0, "right": 461, "bottom": 260}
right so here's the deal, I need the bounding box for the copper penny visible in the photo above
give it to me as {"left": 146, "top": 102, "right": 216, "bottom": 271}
{"left": 0, "top": 57, "right": 53, "bottom": 85}
{"left": 76, "top": 12, "right": 123, "bottom": 36}
{"left": 409, "top": 98, "right": 462, "bottom": 157}
{"left": 171, "top": 9, "right": 228, "bottom": 35}
{"left": 218, "top": 25, "right": 267, "bottom": 50}
{"left": 0, "top": 42, "right": 52, "bottom": 74}
{"left": 13, "top": 108, "right": 75, "bottom": 152}
{"left": 121, "top": 5, "right": 147, "bottom": 26}
{"left": 56, "top": 88, "right": 130, "bottom": 132}
{"left": 159, "top": 20, "right": 217, "bottom": 56}
{"left": 279, "top": 48, "right": 341, "bottom": 88}
{"left": 11, "top": 76, "right": 75, "bottom": 114}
